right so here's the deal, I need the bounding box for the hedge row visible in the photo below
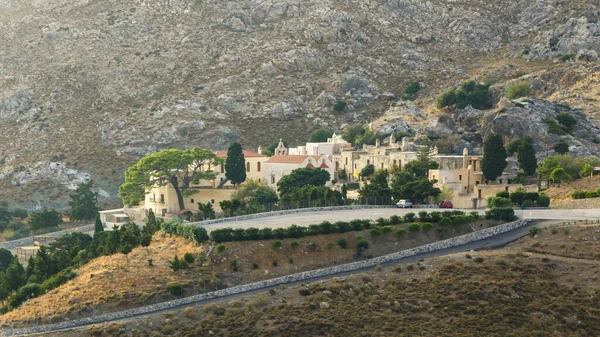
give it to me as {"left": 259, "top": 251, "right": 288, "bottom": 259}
{"left": 485, "top": 207, "right": 515, "bottom": 221}
{"left": 572, "top": 189, "right": 600, "bottom": 200}
{"left": 209, "top": 211, "right": 473, "bottom": 243}
{"left": 161, "top": 221, "right": 209, "bottom": 243}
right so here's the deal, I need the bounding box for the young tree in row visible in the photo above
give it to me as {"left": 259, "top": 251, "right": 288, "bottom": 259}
{"left": 118, "top": 148, "right": 223, "bottom": 210}
{"left": 481, "top": 134, "right": 507, "bottom": 181}
{"left": 225, "top": 142, "right": 246, "bottom": 188}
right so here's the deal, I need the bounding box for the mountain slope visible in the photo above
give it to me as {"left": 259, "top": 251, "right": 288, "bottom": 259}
{"left": 0, "top": 0, "right": 599, "bottom": 206}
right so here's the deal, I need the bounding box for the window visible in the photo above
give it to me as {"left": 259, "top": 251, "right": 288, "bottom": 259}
{"left": 191, "top": 199, "right": 194, "bottom": 204}
{"left": 153, "top": 193, "right": 156, "bottom": 201}
{"left": 220, "top": 164, "right": 224, "bottom": 173}
{"left": 393, "top": 159, "right": 397, "bottom": 166}
{"left": 211, "top": 199, "right": 215, "bottom": 204}
{"left": 271, "top": 176, "right": 275, "bottom": 184}
{"left": 507, "top": 179, "right": 512, "bottom": 184}
{"left": 476, "top": 181, "right": 479, "bottom": 185}
{"left": 433, "top": 175, "right": 436, "bottom": 179}
{"left": 160, "top": 194, "right": 165, "bottom": 203}
{"left": 459, "top": 175, "right": 462, "bottom": 181}
{"left": 367, "top": 160, "right": 370, "bottom": 165}
{"left": 499, "top": 179, "right": 503, "bottom": 184}
{"left": 381, "top": 163, "right": 384, "bottom": 169}
{"left": 246, "top": 162, "right": 250, "bottom": 172}
{"left": 345, "top": 158, "right": 348, "bottom": 165}
{"left": 258, "top": 178, "right": 261, "bottom": 182}
{"left": 257, "top": 162, "right": 261, "bottom": 172}
{"left": 354, "top": 164, "right": 357, "bottom": 169}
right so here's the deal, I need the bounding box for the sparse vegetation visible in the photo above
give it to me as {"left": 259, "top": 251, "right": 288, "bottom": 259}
{"left": 506, "top": 81, "right": 531, "bottom": 99}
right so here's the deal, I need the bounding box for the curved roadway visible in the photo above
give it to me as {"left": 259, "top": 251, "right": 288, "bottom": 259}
{"left": 201, "top": 207, "right": 600, "bottom": 232}
{"left": 8, "top": 219, "right": 547, "bottom": 337}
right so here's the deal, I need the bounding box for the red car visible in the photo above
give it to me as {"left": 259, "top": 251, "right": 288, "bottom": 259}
{"left": 439, "top": 200, "right": 454, "bottom": 209}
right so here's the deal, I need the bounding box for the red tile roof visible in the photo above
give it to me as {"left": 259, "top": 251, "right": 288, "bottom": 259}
{"left": 306, "top": 163, "right": 315, "bottom": 168}
{"left": 266, "top": 155, "right": 321, "bottom": 164}
{"left": 214, "top": 150, "right": 267, "bottom": 158}
{"left": 320, "top": 163, "right": 329, "bottom": 169}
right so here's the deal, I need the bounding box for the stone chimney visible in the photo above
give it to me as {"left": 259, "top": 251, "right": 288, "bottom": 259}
{"left": 375, "top": 139, "right": 381, "bottom": 148}
{"left": 463, "top": 147, "right": 469, "bottom": 169}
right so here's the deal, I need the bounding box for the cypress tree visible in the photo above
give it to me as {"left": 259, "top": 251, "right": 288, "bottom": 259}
{"left": 94, "top": 213, "right": 104, "bottom": 235}
{"left": 481, "top": 134, "right": 508, "bottom": 181}
{"left": 145, "top": 209, "right": 158, "bottom": 234}
{"left": 517, "top": 139, "right": 537, "bottom": 176}
{"left": 225, "top": 142, "right": 247, "bottom": 188}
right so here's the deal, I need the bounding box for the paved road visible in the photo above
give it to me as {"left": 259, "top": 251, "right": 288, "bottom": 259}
{"left": 17, "top": 219, "right": 548, "bottom": 337}
{"left": 202, "top": 207, "right": 600, "bottom": 232}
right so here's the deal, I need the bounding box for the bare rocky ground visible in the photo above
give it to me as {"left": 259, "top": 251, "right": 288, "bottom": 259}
{"left": 45, "top": 223, "right": 600, "bottom": 337}
{"left": 1, "top": 0, "right": 600, "bottom": 206}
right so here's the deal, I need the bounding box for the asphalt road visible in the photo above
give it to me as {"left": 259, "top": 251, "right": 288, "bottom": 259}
{"left": 202, "top": 207, "right": 600, "bottom": 232}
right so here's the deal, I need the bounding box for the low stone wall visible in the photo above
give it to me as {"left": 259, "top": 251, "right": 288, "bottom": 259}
{"left": 0, "top": 225, "right": 95, "bottom": 251}
{"left": 0, "top": 219, "right": 529, "bottom": 336}
{"left": 187, "top": 205, "right": 396, "bottom": 227}
{"left": 550, "top": 198, "right": 600, "bottom": 210}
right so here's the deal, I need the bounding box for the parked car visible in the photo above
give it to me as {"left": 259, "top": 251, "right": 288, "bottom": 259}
{"left": 439, "top": 200, "right": 454, "bottom": 209}
{"left": 396, "top": 199, "right": 414, "bottom": 208}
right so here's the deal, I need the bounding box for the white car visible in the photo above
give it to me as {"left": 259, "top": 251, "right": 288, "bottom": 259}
{"left": 396, "top": 199, "right": 414, "bottom": 208}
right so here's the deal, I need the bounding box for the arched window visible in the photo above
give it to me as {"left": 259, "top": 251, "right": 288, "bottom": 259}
{"left": 220, "top": 164, "right": 224, "bottom": 173}
{"left": 246, "top": 162, "right": 250, "bottom": 172}
{"left": 257, "top": 162, "right": 261, "bottom": 172}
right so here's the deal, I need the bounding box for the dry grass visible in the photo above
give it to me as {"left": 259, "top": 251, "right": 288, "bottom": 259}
{"left": 544, "top": 175, "right": 600, "bottom": 201}
{"left": 0, "top": 233, "right": 206, "bottom": 325}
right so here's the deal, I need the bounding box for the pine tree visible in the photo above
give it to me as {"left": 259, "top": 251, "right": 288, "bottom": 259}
{"left": 94, "top": 213, "right": 104, "bottom": 235}
{"left": 481, "top": 134, "right": 508, "bottom": 181}
{"left": 225, "top": 142, "right": 247, "bottom": 188}
{"left": 517, "top": 139, "right": 537, "bottom": 176}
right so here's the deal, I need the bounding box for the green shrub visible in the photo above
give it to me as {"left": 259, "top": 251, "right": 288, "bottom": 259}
{"left": 418, "top": 211, "right": 428, "bottom": 221}
{"left": 452, "top": 215, "right": 467, "bottom": 226}
{"left": 487, "top": 197, "right": 512, "bottom": 208}
{"left": 496, "top": 191, "right": 510, "bottom": 199}
{"left": 537, "top": 194, "right": 550, "bottom": 207}
{"left": 422, "top": 223, "right": 433, "bottom": 232}
{"left": 556, "top": 112, "right": 576, "bottom": 129}
{"left": 522, "top": 200, "right": 534, "bottom": 208}
{"left": 183, "top": 253, "right": 195, "bottom": 264}
{"left": 389, "top": 215, "right": 402, "bottom": 224}
{"left": 230, "top": 259, "right": 238, "bottom": 272}
{"left": 506, "top": 81, "right": 531, "bottom": 99}
{"left": 337, "top": 238, "right": 348, "bottom": 249}
{"left": 370, "top": 228, "right": 381, "bottom": 238}
{"left": 334, "top": 100, "right": 348, "bottom": 112}
{"left": 350, "top": 219, "right": 364, "bottom": 231}
{"left": 381, "top": 226, "right": 393, "bottom": 235}
{"left": 167, "top": 283, "right": 184, "bottom": 296}
{"left": 429, "top": 211, "right": 442, "bottom": 223}
{"left": 408, "top": 223, "right": 420, "bottom": 233}
{"left": 438, "top": 217, "right": 452, "bottom": 227}
{"left": 473, "top": 257, "right": 484, "bottom": 263}
{"left": 572, "top": 190, "right": 586, "bottom": 199}
{"left": 272, "top": 260, "right": 278, "bottom": 267}
{"left": 529, "top": 226, "right": 540, "bottom": 237}
{"left": 308, "top": 242, "right": 317, "bottom": 251}
{"left": 298, "top": 288, "right": 311, "bottom": 296}
{"left": 395, "top": 228, "right": 406, "bottom": 237}
{"left": 252, "top": 263, "right": 259, "bottom": 269}
{"left": 355, "top": 240, "right": 369, "bottom": 251}
{"left": 485, "top": 207, "right": 515, "bottom": 221}
{"left": 585, "top": 191, "right": 598, "bottom": 198}
{"left": 376, "top": 217, "right": 390, "bottom": 227}
{"left": 215, "top": 244, "right": 226, "bottom": 254}
{"left": 469, "top": 211, "right": 480, "bottom": 220}
{"left": 403, "top": 81, "right": 421, "bottom": 100}
{"left": 436, "top": 81, "right": 491, "bottom": 110}
{"left": 404, "top": 212, "right": 416, "bottom": 222}
{"left": 290, "top": 241, "right": 299, "bottom": 248}
{"left": 510, "top": 190, "right": 527, "bottom": 205}
{"left": 327, "top": 242, "right": 336, "bottom": 249}
{"left": 289, "top": 258, "right": 294, "bottom": 264}
{"left": 272, "top": 240, "right": 282, "bottom": 249}
{"left": 354, "top": 235, "right": 364, "bottom": 242}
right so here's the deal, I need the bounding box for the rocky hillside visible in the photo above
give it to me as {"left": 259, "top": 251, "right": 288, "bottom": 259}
{"left": 1, "top": 0, "right": 599, "bottom": 206}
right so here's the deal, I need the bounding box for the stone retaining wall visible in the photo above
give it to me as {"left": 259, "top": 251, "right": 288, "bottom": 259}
{"left": 0, "top": 225, "right": 95, "bottom": 251}
{"left": 187, "top": 205, "right": 396, "bottom": 227}
{"left": 550, "top": 198, "right": 600, "bottom": 210}
{"left": 0, "top": 219, "right": 529, "bottom": 336}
